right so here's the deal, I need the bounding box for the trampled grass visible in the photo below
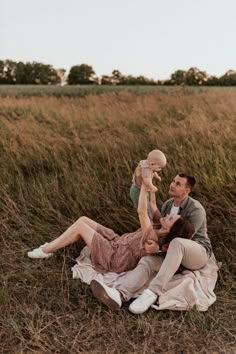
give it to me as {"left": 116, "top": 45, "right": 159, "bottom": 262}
{"left": 0, "top": 88, "right": 235, "bottom": 353}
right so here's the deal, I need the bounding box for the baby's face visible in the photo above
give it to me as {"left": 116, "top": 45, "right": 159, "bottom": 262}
{"left": 150, "top": 162, "right": 163, "bottom": 172}
{"left": 149, "top": 157, "right": 166, "bottom": 172}
{"left": 147, "top": 150, "right": 167, "bottom": 172}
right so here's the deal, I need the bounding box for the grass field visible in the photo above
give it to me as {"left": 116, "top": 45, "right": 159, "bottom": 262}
{"left": 0, "top": 87, "right": 235, "bottom": 353}
{"left": 0, "top": 84, "right": 236, "bottom": 98}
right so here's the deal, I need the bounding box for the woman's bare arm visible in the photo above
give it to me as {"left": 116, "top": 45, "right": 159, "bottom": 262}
{"left": 137, "top": 183, "right": 151, "bottom": 233}
{"left": 150, "top": 190, "right": 158, "bottom": 218}
{"left": 150, "top": 190, "right": 161, "bottom": 221}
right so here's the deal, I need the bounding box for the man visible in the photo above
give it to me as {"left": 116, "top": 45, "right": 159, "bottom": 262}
{"left": 90, "top": 173, "right": 212, "bottom": 314}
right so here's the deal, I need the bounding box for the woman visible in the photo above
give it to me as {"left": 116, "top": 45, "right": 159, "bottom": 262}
{"left": 28, "top": 183, "right": 194, "bottom": 274}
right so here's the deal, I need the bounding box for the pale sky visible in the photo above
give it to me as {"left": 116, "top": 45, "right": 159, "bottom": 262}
{"left": 1, "top": 0, "right": 236, "bottom": 80}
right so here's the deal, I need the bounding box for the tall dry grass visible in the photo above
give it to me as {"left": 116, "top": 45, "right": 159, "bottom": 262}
{"left": 0, "top": 88, "right": 235, "bottom": 353}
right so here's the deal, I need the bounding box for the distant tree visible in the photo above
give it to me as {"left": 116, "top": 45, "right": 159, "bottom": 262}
{"left": 0, "top": 59, "right": 17, "bottom": 84}
{"left": 109, "top": 71, "right": 157, "bottom": 85}
{"left": 14, "top": 61, "right": 60, "bottom": 85}
{"left": 15, "top": 62, "right": 33, "bottom": 84}
{"left": 205, "top": 75, "right": 219, "bottom": 86}
{"left": 0, "top": 60, "right": 6, "bottom": 84}
{"left": 162, "top": 79, "right": 173, "bottom": 86}
{"left": 134, "top": 76, "right": 147, "bottom": 85}
{"left": 170, "top": 70, "right": 186, "bottom": 85}
{"left": 185, "top": 67, "right": 208, "bottom": 85}
{"left": 111, "top": 70, "right": 123, "bottom": 85}
{"left": 5, "top": 59, "right": 17, "bottom": 84}
{"left": 135, "top": 76, "right": 156, "bottom": 85}
{"left": 170, "top": 68, "right": 208, "bottom": 86}
{"left": 119, "top": 75, "right": 137, "bottom": 85}
{"left": 101, "top": 75, "right": 113, "bottom": 85}
{"left": 32, "top": 62, "right": 60, "bottom": 84}
{"left": 68, "top": 64, "right": 96, "bottom": 85}
{"left": 218, "top": 70, "right": 236, "bottom": 86}
{"left": 119, "top": 75, "right": 156, "bottom": 85}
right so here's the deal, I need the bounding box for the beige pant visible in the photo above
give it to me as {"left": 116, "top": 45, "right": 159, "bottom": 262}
{"left": 115, "top": 238, "right": 209, "bottom": 301}
{"left": 148, "top": 238, "right": 208, "bottom": 295}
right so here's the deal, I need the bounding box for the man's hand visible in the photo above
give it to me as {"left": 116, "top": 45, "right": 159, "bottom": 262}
{"left": 144, "top": 240, "right": 160, "bottom": 254}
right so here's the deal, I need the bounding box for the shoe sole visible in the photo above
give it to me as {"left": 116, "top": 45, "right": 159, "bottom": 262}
{"left": 27, "top": 252, "right": 53, "bottom": 259}
{"left": 90, "top": 280, "right": 121, "bottom": 311}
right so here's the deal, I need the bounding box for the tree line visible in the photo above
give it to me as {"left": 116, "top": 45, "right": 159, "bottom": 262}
{"left": 1, "top": 59, "right": 236, "bottom": 86}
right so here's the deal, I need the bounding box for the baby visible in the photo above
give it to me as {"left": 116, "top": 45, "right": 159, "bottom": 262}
{"left": 130, "top": 149, "right": 167, "bottom": 212}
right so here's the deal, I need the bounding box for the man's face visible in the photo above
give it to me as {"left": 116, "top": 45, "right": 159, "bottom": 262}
{"left": 169, "top": 175, "right": 190, "bottom": 199}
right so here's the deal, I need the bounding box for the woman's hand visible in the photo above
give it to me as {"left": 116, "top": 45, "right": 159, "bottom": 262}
{"left": 144, "top": 240, "right": 160, "bottom": 254}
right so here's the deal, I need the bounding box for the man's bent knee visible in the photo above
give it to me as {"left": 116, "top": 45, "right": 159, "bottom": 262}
{"left": 77, "top": 216, "right": 85, "bottom": 223}
{"left": 168, "top": 237, "right": 186, "bottom": 250}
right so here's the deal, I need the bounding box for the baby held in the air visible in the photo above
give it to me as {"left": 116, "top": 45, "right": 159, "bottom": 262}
{"left": 130, "top": 149, "right": 167, "bottom": 213}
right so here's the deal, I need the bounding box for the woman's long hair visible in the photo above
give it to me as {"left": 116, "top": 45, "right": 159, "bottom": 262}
{"left": 160, "top": 217, "right": 194, "bottom": 248}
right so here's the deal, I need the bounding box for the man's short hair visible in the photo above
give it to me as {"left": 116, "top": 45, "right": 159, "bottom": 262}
{"left": 178, "top": 173, "right": 196, "bottom": 191}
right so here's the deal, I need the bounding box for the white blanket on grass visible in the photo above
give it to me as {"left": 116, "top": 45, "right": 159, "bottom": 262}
{"left": 72, "top": 247, "right": 219, "bottom": 312}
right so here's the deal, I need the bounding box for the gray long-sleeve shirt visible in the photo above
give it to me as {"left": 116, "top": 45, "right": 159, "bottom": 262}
{"left": 161, "top": 196, "right": 212, "bottom": 256}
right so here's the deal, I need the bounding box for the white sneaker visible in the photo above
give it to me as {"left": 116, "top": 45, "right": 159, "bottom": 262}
{"left": 129, "top": 289, "right": 157, "bottom": 314}
{"left": 27, "top": 243, "right": 53, "bottom": 259}
{"left": 90, "top": 279, "right": 122, "bottom": 311}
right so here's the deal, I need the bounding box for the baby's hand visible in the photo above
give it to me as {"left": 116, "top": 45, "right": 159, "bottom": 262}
{"left": 153, "top": 173, "right": 162, "bottom": 183}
